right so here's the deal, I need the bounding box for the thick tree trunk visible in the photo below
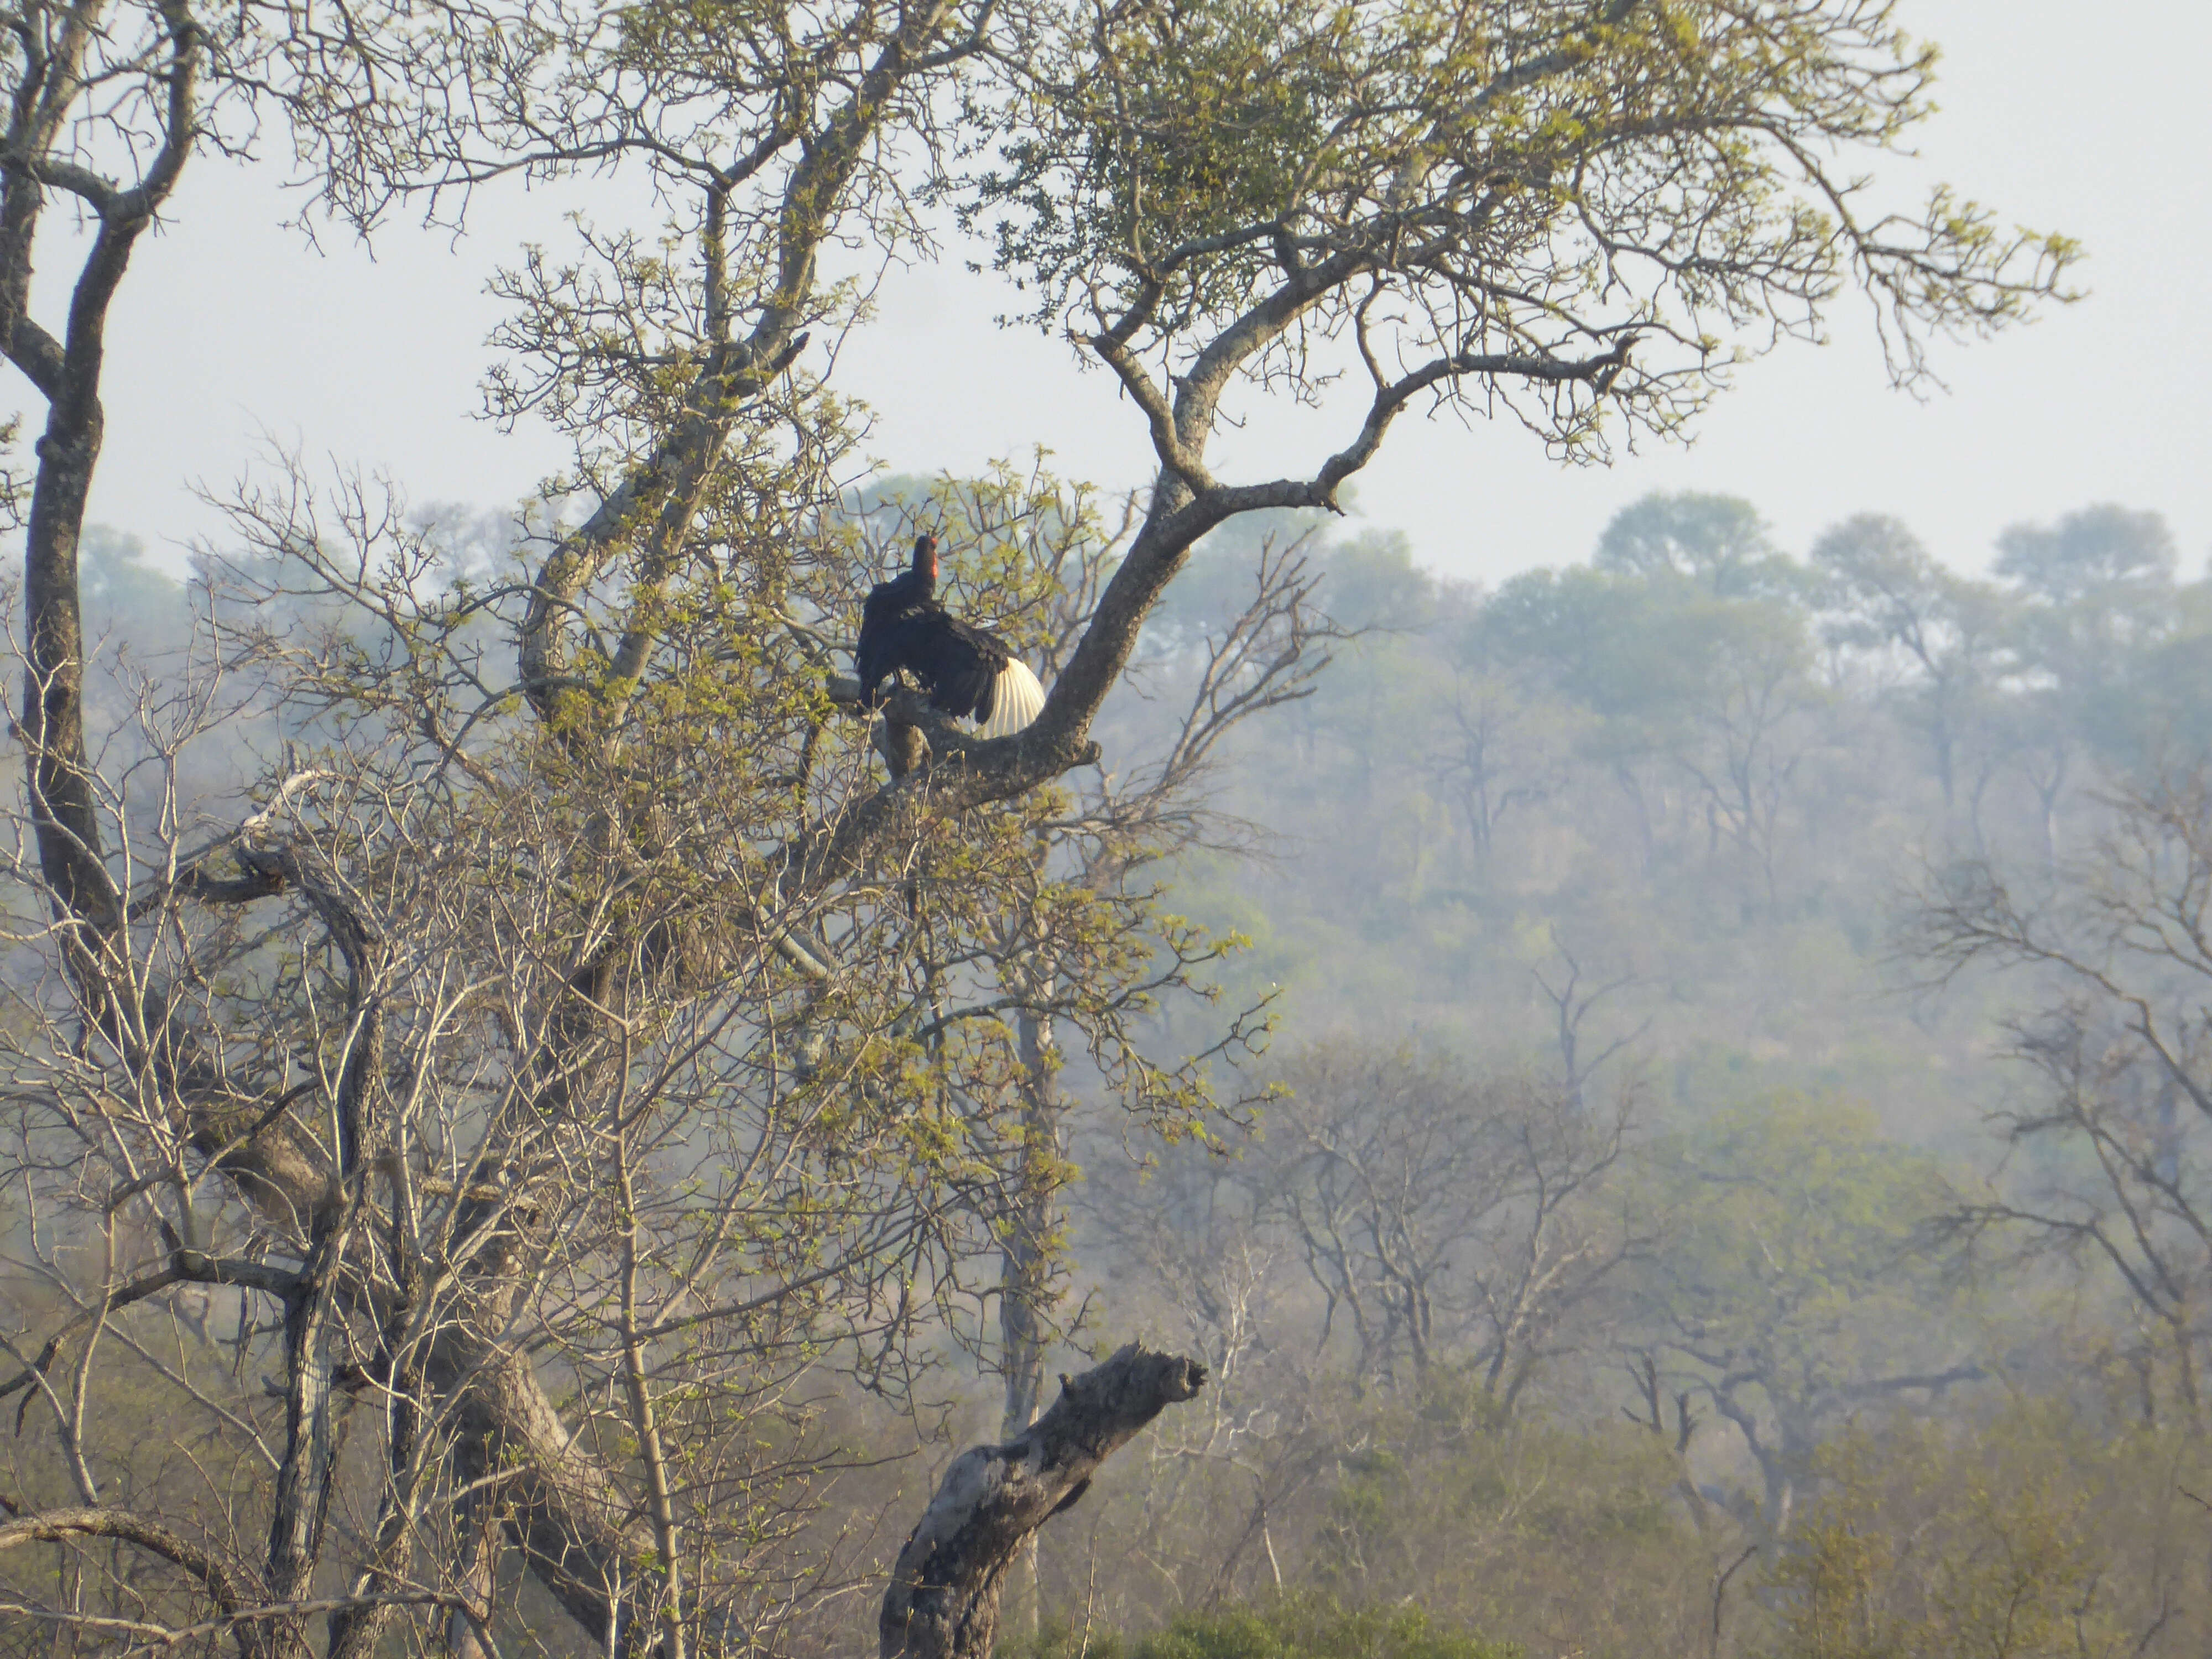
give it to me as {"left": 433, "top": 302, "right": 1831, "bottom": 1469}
{"left": 996, "top": 1003, "right": 1062, "bottom": 1637}
{"left": 22, "top": 412, "right": 116, "bottom": 936}
{"left": 880, "top": 1344, "right": 1206, "bottom": 1659}
{"left": 435, "top": 1275, "right": 659, "bottom": 1645}
{"left": 999, "top": 1005, "right": 1060, "bottom": 1439}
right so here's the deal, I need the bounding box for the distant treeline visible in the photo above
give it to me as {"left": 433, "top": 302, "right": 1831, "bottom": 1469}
{"left": 1123, "top": 492, "right": 2208, "bottom": 1116}
{"left": 1029, "top": 491, "right": 2212, "bottom": 1659}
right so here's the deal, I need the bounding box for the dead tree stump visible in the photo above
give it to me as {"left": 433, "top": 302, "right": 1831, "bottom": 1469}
{"left": 879, "top": 1343, "right": 1208, "bottom": 1659}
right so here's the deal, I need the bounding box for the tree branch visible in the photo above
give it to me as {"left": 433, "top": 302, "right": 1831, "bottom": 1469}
{"left": 0, "top": 1506, "right": 261, "bottom": 1658}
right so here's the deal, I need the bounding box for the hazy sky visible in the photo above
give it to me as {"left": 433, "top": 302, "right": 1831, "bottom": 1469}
{"left": 57, "top": 0, "right": 2212, "bottom": 587}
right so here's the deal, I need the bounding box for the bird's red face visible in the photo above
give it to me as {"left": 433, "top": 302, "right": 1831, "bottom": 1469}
{"left": 919, "top": 534, "right": 938, "bottom": 580}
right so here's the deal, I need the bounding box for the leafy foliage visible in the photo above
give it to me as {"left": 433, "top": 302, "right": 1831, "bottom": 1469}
{"left": 1008, "top": 1597, "right": 1521, "bottom": 1659}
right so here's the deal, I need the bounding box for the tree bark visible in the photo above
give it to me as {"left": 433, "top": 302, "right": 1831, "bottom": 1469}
{"left": 999, "top": 1006, "right": 1060, "bottom": 1443}
{"left": 995, "top": 1003, "right": 1061, "bottom": 1639}
{"left": 880, "top": 1344, "right": 1207, "bottom": 1659}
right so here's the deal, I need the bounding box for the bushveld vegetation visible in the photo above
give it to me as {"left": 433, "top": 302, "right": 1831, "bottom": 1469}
{"left": 0, "top": 0, "right": 2194, "bottom": 1655}
{"left": 12, "top": 488, "right": 2210, "bottom": 1659}
{"left": 1036, "top": 489, "right": 2212, "bottom": 1659}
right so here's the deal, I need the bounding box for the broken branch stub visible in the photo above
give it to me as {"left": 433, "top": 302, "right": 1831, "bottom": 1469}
{"left": 880, "top": 1343, "right": 1208, "bottom": 1659}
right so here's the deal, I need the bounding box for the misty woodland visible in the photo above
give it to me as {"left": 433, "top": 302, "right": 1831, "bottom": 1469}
{"left": 2, "top": 1, "right": 2202, "bottom": 1658}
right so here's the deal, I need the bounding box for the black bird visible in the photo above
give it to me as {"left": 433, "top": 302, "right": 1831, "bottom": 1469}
{"left": 854, "top": 534, "right": 1045, "bottom": 737}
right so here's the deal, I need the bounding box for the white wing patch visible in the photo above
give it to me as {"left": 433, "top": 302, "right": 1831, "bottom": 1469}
{"left": 978, "top": 659, "right": 1046, "bottom": 738}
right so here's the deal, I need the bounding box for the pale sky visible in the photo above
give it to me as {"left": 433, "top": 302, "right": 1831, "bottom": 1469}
{"left": 56, "top": 0, "right": 2212, "bottom": 588}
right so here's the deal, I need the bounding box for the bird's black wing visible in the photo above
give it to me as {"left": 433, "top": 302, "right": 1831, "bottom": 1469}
{"left": 855, "top": 577, "right": 914, "bottom": 706}
{"left": 897, "top": 608, "right": 1013, "bottom": 723}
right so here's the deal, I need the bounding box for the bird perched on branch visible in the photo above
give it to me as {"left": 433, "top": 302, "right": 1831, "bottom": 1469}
{"left": 854, "top": 533, "right": 1046, "bottom": 738}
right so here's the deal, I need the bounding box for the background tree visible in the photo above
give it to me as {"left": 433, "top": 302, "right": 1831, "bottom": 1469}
{"left": 1594, "top": 494, "right": 1796, "bottom": 599}
{"left": 1623, "top": 1102, "right": 1978, "bottom": 1545}
{"left": 1266, "top": 1044, "right": 1637, "bottom": 1402}
{"left": 1432, "top": 593, "right": 1579, "bottom": 873}
{"left": 1812, "top": 514, "right": 2013, "bottom": 821}
{"left": 1912, "top": 769, "right": 2212, "bottom": 1422}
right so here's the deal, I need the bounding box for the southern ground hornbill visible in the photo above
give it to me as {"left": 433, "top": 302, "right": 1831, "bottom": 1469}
{"left": 854, "top": 534, "right": 1046, "bottom": 738}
